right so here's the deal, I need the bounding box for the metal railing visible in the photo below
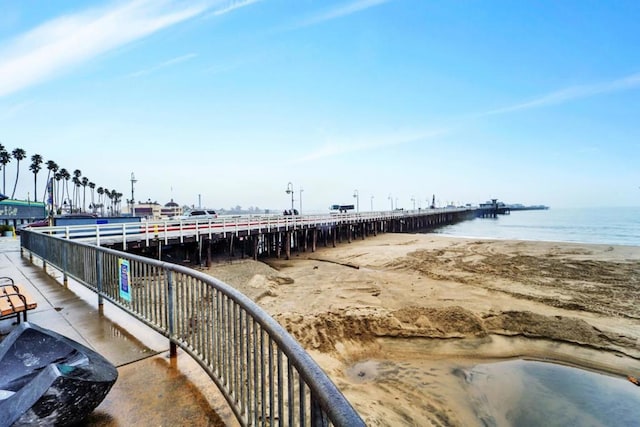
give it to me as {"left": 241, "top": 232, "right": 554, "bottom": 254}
{"left": 24, "top": 207, "right": 472, "bottom": 246}
{"left": 20, "top": 231, "right": 365, "bottom": 427}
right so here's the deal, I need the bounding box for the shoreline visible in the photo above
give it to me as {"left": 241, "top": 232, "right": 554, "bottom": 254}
{"left": 432, "top": 231, "right": 640, "bottom": 248}
{"left": 204, "top": 233, "right": 640, "bottom": 425}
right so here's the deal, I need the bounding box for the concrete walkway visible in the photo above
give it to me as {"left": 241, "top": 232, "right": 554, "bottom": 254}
{"left": 0, "top": 237, "right": 238, "bottom": 426}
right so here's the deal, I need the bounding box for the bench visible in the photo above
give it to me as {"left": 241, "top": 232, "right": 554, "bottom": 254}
{"left": 0, "top": 277, "right": 37, "bottom": 324}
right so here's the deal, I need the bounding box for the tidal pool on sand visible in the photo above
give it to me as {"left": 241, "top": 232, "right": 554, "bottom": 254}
{"left": 465, "top": 360, "right": 640, "bottom": 427}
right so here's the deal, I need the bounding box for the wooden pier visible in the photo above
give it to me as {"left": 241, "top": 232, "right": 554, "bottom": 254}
{"left": 25, "top": 207, "right": 503, "bottom": 267}
{"left": 100, "top": 208, "right": 479, "bottom": 266}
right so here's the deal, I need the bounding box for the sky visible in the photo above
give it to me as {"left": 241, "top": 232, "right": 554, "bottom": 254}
{"left": 0, "top": 0, "right": 639, "bottom": 213}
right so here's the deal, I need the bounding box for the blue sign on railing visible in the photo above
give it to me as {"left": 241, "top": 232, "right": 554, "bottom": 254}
{"left": 118, "top": 258, "right": 131, "bottom": 302}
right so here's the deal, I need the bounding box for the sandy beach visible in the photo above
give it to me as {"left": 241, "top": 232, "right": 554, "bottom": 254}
{"left": 204, "top": 233, "right": 640, "bottom": 426}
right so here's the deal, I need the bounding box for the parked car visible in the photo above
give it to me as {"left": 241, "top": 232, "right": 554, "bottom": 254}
{"left": 16, "top": 218, "right": 50, "bottom": 234}
{"left": 176, "top": 209, "right": 218, "bottom": 220}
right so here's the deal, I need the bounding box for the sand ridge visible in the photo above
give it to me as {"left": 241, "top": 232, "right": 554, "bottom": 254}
{"left": 205, "top": 234, "right": 640, "bottom": 426}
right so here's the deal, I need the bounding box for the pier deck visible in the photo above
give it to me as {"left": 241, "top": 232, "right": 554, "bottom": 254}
{"left": 25, "top": 208, "right": 478, "bottom": 263}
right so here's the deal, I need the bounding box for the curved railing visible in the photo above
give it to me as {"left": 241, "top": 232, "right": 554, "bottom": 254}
{"left": 20, "top": 231, "right": 365, "bottom": 427}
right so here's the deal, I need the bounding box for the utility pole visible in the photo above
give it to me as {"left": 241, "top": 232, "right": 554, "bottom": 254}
{"left": 353, "top": 189, "right": 359, "bottom": 213}
{"left": 130, "top": 172, "right": 137, "bottom": 217}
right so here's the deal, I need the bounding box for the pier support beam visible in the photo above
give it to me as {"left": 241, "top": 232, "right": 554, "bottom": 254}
{"left": 303, "top": 229, "right": 308, "bottom": 252}
{"left": 276, "top": 233, "right": 282, "bottom": 259}
{"left": 285, "top": 231, "right": 291, "bottom": 260}
{"left": 253, "top": 235, "right": 258, "bottom": 261}
{"left": 311, "top": 228, "right": 317, "bottom": 252}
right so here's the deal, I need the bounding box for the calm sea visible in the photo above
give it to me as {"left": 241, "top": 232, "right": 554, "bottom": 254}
{"left": 432, "top": 206, "right": 640, "bottom": 247}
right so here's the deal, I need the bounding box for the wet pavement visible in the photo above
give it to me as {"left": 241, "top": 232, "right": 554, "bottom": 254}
{"left": 0, "top": 236, "right": 238, "bottom": 426}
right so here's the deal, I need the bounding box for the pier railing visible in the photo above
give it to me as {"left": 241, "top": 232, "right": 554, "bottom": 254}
{"left": 23, "top": 208, "right": 471, "bottom": 246}
{"left": 20, "top": 231, "right": 365, "bottom": 427}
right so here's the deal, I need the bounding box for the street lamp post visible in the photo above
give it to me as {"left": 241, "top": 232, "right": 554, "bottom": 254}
{"left": 353, "top": 189, "right": 359, "bottom": 213}
{"left": 299, "top": 187, "right": 303, "bottom": 214}
{"left": 411, "top": 196, "right": 415, "bottom": 210}
{"left": 286, "top": 182, "right": 294, "bottom": 212}
{"left": 130, "top": 172, "right": 137, "bottom": 217}
{"left": 388, "top": 194, "right": 393, "bottom": 210}
{"left": 370, "top": 195, "right": 374, "bottom": 211}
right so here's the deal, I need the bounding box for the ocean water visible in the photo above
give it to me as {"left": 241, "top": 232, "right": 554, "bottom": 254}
{"left": 432, "top": 206, "right": 640, "bottom": 247}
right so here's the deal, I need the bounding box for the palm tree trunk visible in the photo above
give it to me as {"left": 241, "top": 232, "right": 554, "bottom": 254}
{"left": 65, "top": 182, "right": 71, "bottom": 212}
{"left": 42, "top": 171, "right": 51, "bottom": 203}
{"left": 11, "top": 163, "right": 19, "bottom": 199}
{"left": 57, "top": 182, "right": 62, "bottom": 211}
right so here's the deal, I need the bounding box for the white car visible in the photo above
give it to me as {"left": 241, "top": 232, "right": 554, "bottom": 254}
{"left": 177, "top": 209, "right": 218, "bottom": 220}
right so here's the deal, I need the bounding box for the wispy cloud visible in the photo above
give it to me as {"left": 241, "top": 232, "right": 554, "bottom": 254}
{"left": 297, "top": 71, "right": 640, "bottom": 163}
{"left": 292, "top": 0, "right": 393, "bottom": 29}
{"left": 482, "top": 72, "right": 640, "bottom": 116}
{"left": 295, "top": 128, "right": 447, "bottom": 163}
{"left": 207, "top": 0, "right": 263, "bottom": 17}
{"left": 128, "top": 53, "right": 198, "bottom": 78}
{"left": 0, "top": 0, "right": 249, "bottom": 97}
{"left": 205, "top": 50, "right": 269, "bottom": 75}
{"left": 0, "top": 100, "right": 34, "bottom": 121}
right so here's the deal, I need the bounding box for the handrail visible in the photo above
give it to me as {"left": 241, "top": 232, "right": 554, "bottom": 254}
{"left": 20, "top": 231, "right": 365, "bottom": 426}
{"left": 24, "top": 207, "right": 473, "bottom": 245}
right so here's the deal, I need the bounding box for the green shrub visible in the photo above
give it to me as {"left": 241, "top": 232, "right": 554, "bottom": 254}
{"left": 0, "top": 224, "right": 14, "bottom": 234}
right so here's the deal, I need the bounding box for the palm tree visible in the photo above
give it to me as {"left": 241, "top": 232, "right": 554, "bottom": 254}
{"left": 97, "top": 186, "right": 104, "bottom": 215}
{"left": 29, "top": 154, "right": 43, "bottom": 201}
{"left": 81, "top": 177, "right": 89, "bottom": 212}
{"left": 72, "top": 169, "right": 81, "bottom": 211}
{"left": 60, "top": 168, "right": 71, "bottom": 212}
{"left": 104, "top": 189, "right": 112, "bottom": 216}
{"left": 55, "top": 170, "right": 64, "bottom": 212}
{"left": 43, "top": 160, "right": 58, "bottom": 204}
{"left": 0, "top": 144, "right": 10, "bottom": 195}
{"left": 72, "top": 177, "right": 81, "bottom": 213}
{"left": 114, "top": 192, "right": 123, "bottom": 215}
{"left": 10, "top": 148, "right": 26, "bottom": 199}
{"left": 89, "top": 182, "right": 96, "bottom": 212}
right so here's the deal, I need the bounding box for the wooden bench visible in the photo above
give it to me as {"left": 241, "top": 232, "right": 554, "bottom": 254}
{"left": 0, "top": 277, "right": 37, "bottom": 324}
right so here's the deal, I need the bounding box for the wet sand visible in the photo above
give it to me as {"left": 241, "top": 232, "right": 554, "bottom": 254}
{"left": 204, "top": 234, "right": 640, "bottom": 426}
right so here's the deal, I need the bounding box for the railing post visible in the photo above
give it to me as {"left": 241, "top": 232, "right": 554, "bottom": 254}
{"left": 96, "top": 250, "right": 104, "bottom": 308}
{"left": 167, "top": 269, "right": 177, "bottom": 358}
{"left": 62, "top": 242, "right": 68, "bottom": 288}
{"left": 311, "top": 397, "right": 329, "bottom": 427}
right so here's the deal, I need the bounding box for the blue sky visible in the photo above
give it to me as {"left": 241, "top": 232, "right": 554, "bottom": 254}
{"left": 0, "top": 0, "right": 639, "bottom": 212}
